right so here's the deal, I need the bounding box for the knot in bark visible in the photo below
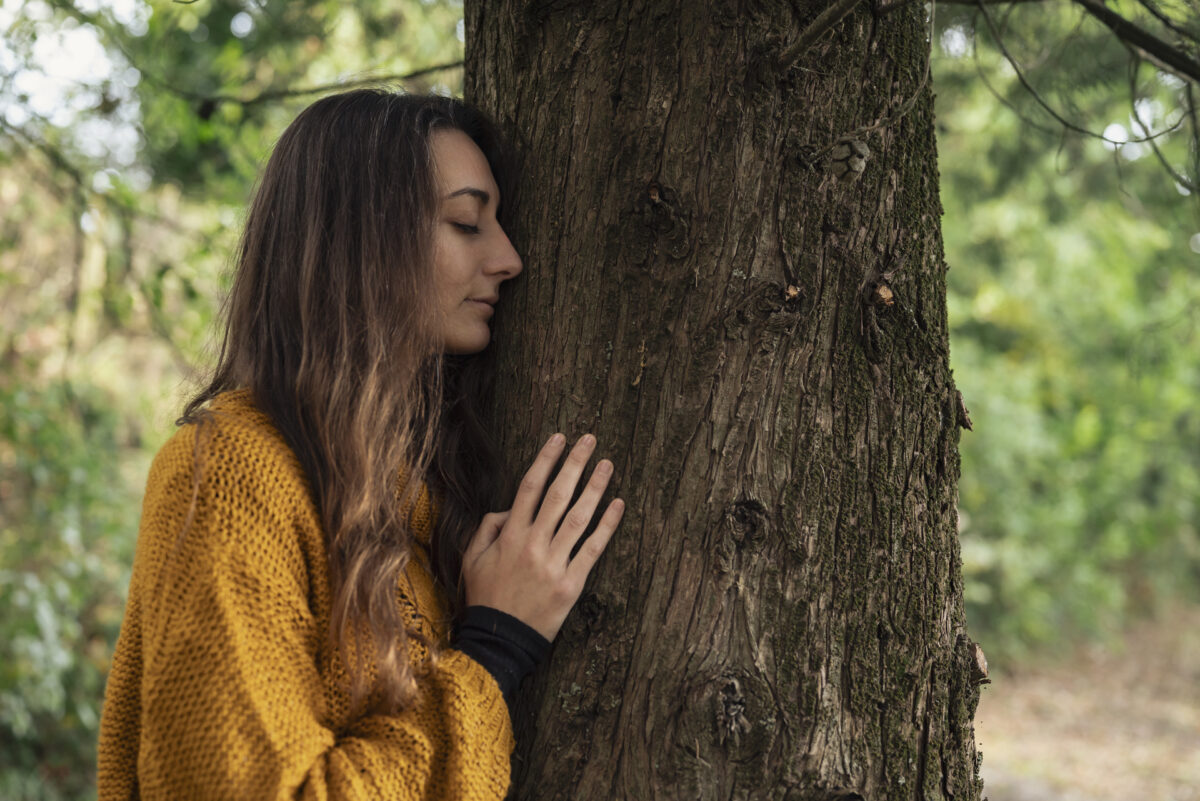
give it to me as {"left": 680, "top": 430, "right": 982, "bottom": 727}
{"left": 636, "top": 181, "right": 692, "bottom": 260}
{"left": 716, "top": 675, "right": 752, "bottom": 747}
{"left": 725, "top": 498, "right": 770, "bottom": 549}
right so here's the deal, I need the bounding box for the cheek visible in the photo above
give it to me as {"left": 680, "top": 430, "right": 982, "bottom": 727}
{"left": 431, "top": 247, "right": 460, "bottom": 303}
{"left": 433, "top": 246, "right": 475, "bottom": 299}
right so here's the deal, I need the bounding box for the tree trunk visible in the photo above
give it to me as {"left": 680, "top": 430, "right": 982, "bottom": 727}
{"left": 465, "top": 2, "right": 984, "bottom": 799}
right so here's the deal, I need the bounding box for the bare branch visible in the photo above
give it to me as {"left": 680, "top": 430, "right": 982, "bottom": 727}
{"left": 970, "top": 40, "right": 1063, "bottom": 137}
{"left": 975, "top": 0, "right": 1184, "bottom": 144}
{"left": 1072, "top": 0, "right": 1200, "bottom": 84}
{"left": 0, "top": 117, "right": 89, "bottom": 205}
{"left": 1187, "top": 84, "right": 1200, "bottom": 191}
{"left": 45, "top": 1, "right": 461, "bottom": 118}
{"left": 779, "top": 0, "right": 867, "bottom": 71}
{"left": 199, "top": 62, "right": 465, "bottom": 110}
{"left": 1133, "top": 0, "right": 1200, "bottom": 48}
{"left": 810, "top": 0, "right": 937, "bottom": 158}
{"left": 1127, "top": 56, "right": 1196, "bottom": 191}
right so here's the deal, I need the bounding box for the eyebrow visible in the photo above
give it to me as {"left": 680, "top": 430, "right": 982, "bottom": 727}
{"left": 446, "top": 187, "right": 491, "bottom": 204}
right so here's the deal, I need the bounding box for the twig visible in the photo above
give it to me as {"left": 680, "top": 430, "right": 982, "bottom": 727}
{"left": 45, "top": 1, "right": 461, "bottom": 115}
{"left": 1072, "top": 0, "right": 1200, "bottom": 84}
{"left": 198, "top": 62, "right": 465, "bottom": 109}
{"left": 969, "top": 33, "right": 1062, "bottom": 137}
{"left": 778, "top": 0, "right": 867, "bottom": 71}
{"left": 975, "top": 0, "right": 1184, "bottom": 144}
{"left": 1188, "top": 84, "right": 1200, "bottom": 192}
{"left": 1133, "top": 0, "right": 1200, "bottom": 48}
{"left": 811, "top": 0, "right": 938, "bottom": 158}
{"left": 1127, "top": 56, "right": 1196, "bottom": 191}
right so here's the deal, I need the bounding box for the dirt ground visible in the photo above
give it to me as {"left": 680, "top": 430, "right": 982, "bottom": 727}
{"left": 974, "top": 604, "right": 1200, "bottom": 801}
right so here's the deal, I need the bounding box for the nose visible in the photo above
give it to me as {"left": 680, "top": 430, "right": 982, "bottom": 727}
{"left": 487, "top": 227, "right": 523, "bottom": 280}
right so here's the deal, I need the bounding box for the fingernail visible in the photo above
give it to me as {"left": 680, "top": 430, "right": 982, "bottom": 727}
{"left": 581, "top": 433, "right": 596, "bottom": 446}
{"left": 613, "top": 498, "right": 625, "bottom": 512}
{"left": 597, "top": 459, "right": 613, "bottom": 475}
{"left": 550, "top": 433, "right": 565, "bottom": 445}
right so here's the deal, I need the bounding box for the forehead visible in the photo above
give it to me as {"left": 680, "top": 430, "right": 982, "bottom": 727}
{"left": 430, "top": 129, "right": 498, "bottom": 196}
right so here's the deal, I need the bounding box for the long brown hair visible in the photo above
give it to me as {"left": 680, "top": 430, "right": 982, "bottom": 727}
{"left": 181, "top": 89, "right": 515, "bottom": 712}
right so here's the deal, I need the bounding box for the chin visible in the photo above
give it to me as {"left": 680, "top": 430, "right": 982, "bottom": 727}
{"left": 444, "top": 332, "right": 491, "bottom": 355}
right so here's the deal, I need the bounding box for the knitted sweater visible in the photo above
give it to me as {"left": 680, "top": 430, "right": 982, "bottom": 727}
{"left": 97, "top": 390, "right": 513, "bottom": 800}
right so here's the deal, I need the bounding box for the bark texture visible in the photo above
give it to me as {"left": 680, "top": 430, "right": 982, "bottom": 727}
{"left": 465, "top": 2, "right": 984, "bottom": 799}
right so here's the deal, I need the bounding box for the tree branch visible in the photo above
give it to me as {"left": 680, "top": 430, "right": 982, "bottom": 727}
{"left": 938, "top": 0, "right": 1047, "bottom": 4}
{"left": 970, "top": 40, "right": 1063, "bottom": 137}
{"left": 199, "top": 62, "right": 465, "bottom": 110}
{"left": 1134, "top": 0, "right": 1200, "bottom": 48}
{"left": 810, "top": 0, "right": 937, "bottom": 158}
{"left": 779, "top": 0, "right": 867, "bottom": 71}
{"left": 45, "top": 0, "right": 462, "bottom": 117}
{"left": 1187, "top": 83, "right": 1200, "bottom": 190}
{"left": 1072, "top": 0, "right": 1200, "bottom": 84}
{"left": 0, "top": 117, "right": 89, "bottom": 205}
{"left": 975, "top": 0, "right": 1183, "bottom": 144}
{"left": 1127, "top": 56, "right": 1195, "bottom": 191}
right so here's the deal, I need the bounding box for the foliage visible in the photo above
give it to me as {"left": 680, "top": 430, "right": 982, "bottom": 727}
{"left": 934, "top": 4, "right": 1200, "bottom": 662}
{"left": 0, "top": 0, "right": 465, "bottom": 796}
{"left": 0, "top": 374, "right": 143, "bottom": 801}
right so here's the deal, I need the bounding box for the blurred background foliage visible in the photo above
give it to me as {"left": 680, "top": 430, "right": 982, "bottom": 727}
{"left": 0, "top": 0, "right": 1197, "bottom": 797}
{"left": 0, "top": 1, "right": 464, "bottom": 797}
{"left": 935, "top": 1, "right": 1200, "bottom": 656}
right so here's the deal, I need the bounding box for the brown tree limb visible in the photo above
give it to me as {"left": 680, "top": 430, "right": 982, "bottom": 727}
{"left": 198, "top": 62, "right": 465, "bottom": 109}
{"left": 1134, "top": 0, "right": 1200, "bottom": 48}
{"left": 1072, "top": 0, "right": 1200, "bottom": 84}
{"left": 778, "top": 0, "right": 868, "bottom": 70}
{"left": 807, "top": 0, "right": 938, "bottom": 161}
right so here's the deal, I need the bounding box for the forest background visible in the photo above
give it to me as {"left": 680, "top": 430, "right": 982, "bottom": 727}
{"left": 0, "top": 0, "right": 1197, "bottom": 799}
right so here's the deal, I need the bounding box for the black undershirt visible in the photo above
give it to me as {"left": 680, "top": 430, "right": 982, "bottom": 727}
{"left": 451, "top": 606, "right": 551, "bottom": 718}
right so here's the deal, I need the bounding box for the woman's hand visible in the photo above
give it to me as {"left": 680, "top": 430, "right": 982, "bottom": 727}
{"left": 462, "top": 433, "right": 625, "bottom": 642}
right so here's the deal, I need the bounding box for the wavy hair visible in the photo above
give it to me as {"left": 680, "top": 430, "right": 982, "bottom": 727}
{"left": 181, "top": 89, "right": 514, "bottom": 713}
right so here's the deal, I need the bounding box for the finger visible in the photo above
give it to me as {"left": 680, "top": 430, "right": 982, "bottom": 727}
{"left": 510, "top": 434, "right": 566, "bottom": 525}
{"left": 564, "top": 498, "right": 625, "bottom": 587}
{"left": 550, "top": 459, "right": 613, "bottom": 563}
{"left": 534, "top": 434, "right": 597, "bottom": 534}
{"left": 465, "top": 510, "right": 511, "bottom": 559}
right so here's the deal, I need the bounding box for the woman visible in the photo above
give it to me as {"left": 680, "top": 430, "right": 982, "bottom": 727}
{"left": 97, "top": 90, "right": 625, "bottom": 800}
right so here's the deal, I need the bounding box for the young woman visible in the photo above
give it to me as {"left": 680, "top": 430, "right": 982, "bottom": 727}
{"left": 97, "top": 90, "right": 625, "bottom": 800}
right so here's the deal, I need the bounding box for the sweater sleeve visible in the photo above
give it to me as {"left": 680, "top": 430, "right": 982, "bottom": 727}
{"left": 452, "top": 606, "right": 551, "bottom": 715}
{"left": 98, "top": 420, "right": 513, "bottom": 801}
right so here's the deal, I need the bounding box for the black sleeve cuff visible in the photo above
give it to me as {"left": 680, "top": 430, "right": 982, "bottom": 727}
{"left": 450, "top": 606, "right": 551, "bottom": 715}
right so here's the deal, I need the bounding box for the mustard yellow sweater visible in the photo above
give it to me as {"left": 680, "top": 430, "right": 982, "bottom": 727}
{"left": 97, "top": 390, "right": 513, "bottom": 800}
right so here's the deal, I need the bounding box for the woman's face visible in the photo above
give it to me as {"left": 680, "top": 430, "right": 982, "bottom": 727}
{"left": 430, "top": 129, "right": 523, "bottom": 354}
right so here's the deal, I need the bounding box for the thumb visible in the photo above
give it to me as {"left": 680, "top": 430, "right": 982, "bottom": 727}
{"left": 465, "top": 510, "right": 512, "bottom": 559}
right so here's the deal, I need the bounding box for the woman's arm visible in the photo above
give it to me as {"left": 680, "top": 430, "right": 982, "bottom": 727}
{"left": 98, "top": 422, "right": 512, "bottom": 801}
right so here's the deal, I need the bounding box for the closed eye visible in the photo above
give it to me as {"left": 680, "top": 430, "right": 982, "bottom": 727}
{"left": 451, "top": 222, "right": 480, "bottom": 234}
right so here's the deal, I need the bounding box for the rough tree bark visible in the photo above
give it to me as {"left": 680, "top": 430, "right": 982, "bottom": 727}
{"left": 465, "top": 2, "right": 985, "bottom": 799}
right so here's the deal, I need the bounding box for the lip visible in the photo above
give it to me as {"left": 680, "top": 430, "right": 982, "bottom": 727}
{"left": 467, "top": 298, "right": 496, "bottom": 315}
